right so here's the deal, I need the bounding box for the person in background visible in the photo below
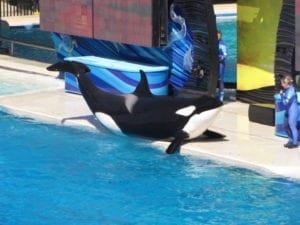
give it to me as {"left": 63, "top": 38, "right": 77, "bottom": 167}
{"left": 280, "top": 75, "right": 299, "bottom": 149}
{"left": 217, "top": 30, "right": 227, "bottom": 102}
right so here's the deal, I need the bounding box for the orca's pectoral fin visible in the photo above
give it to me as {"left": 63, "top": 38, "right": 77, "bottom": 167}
{"left": 203, "top": 129, "right": 226, "bottom": 139}
{"left": 166, "top": 131, "right": 189, "bottom": 154}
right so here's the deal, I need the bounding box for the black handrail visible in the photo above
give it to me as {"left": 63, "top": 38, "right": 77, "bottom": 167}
{"left": 0, "top": 37, "right": 55, "bottom": 56}
{"left": 0, "top": 0, "right": 39, "bottom": 17}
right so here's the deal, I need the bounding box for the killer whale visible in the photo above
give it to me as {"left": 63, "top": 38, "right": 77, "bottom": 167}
{"left": 47, "top": 61, "right": 223, "bottom": 154}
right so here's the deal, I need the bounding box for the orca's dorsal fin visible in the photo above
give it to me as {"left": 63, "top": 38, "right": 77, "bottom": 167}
{"left": 133, "top": 70, "right": 153, "bottom": 97}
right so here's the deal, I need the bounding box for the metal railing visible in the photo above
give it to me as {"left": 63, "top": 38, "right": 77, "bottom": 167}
{"left": 0, "top": 0, "right": 39, "bottom": 17}
{"left": 0, "top": 37, "right": 55, "bottom": 56}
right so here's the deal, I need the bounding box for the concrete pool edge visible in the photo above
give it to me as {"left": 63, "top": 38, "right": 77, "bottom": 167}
{"left": 153, "top": 140, "right": 300, "bottom": 181}
{"left": 0, "top": 91, "right": 100, "bottom": 132}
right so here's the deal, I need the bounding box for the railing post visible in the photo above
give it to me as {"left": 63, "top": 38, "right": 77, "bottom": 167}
{"left": 10, "top": 42, "right": 14, "bottom": 56}
{"left": 0, "top": 0, "right": 39, "bottom": 17}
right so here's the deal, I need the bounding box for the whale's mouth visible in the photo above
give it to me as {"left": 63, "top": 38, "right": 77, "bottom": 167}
{"left": 47, "top": 61, "right": 91, "bottom": 75}
{"left": 46, "top": 63, "right": 60, "bottom": 72}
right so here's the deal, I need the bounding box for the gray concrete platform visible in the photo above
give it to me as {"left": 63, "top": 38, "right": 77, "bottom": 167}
{"left": 0, "top": 55, "right": 299, "bottom": 181}
{"left": 214, "top": 3, "right": 237, "bottom": 16}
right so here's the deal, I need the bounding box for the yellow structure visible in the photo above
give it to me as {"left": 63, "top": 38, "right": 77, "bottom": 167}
{"left": 237, "top": 0, "right": 282, "bottom": 91}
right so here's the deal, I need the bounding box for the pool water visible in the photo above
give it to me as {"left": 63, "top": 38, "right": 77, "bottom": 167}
{"left": 217, "top": 17, "right": 237, "bottom": 84}
{"left": 0, "top": 111, "right": 300, "bottom": 225}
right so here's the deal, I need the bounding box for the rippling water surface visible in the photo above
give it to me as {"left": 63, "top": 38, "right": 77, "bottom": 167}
{"left": 0, "top": 111, "right": 299, "bottom": 225}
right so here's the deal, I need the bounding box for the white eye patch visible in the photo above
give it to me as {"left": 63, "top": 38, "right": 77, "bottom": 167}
{"left": 175, "top": 105, "right": 196, "bottom": 117}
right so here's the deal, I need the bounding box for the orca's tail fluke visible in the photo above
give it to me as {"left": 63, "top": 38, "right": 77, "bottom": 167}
{"left": 47, "top": 61, "right": 90, "bottom": 78}
{"left": 166, "top": 131, "right": 189, "bottom": 154}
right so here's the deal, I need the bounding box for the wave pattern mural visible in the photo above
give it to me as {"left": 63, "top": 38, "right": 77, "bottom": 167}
{"left": 64, "top": 56, "right": 169, "bottom": 95}
{"left": 51, "top": 1, "right": 218, "bottom": 95}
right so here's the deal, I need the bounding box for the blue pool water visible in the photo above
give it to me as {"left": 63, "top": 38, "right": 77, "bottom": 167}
{"left": 1, "top": 111, "right": 300, "bottom": 225}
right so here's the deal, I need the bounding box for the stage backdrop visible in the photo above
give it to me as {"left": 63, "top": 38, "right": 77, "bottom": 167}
{"left": 296, "top": 0, "right": 300, "bottom": 71}
{"left": 40, "top": 0, "right": 168, "bottom": 47}
{"left": 237, "top": 0, "right": 282, "bottom": 103}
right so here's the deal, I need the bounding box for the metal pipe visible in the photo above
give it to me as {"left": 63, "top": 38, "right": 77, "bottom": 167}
{"left": 0, "top": 37, "right": 55, "bottom": 56}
